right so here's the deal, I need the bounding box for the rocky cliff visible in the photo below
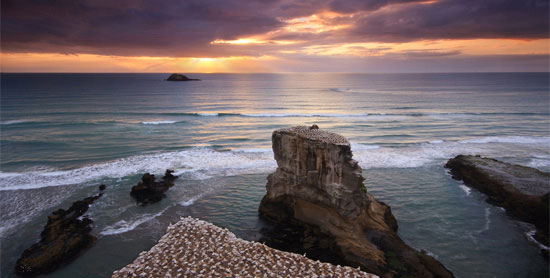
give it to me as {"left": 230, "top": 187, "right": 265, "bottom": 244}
{"left": 259, "top": 126, "right": 454, "bottom": 278}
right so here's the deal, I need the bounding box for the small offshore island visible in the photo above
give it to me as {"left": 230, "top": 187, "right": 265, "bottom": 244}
{"left": 166, "top": 73, "right": 200, "bottom": 81}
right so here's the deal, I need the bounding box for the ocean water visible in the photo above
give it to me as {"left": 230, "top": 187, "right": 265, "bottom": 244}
{"left": 1, "top": 73, "right": 549, "bottom": 277}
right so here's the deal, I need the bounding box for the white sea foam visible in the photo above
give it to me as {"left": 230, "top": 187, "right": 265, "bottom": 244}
{"left": 233, "top": 148, "right": 272, "bottom": 153}
{"left": 0, "top": 148, "right": 276, "bottom": 191}
{"left": 459, "top": 136, "right": 550, "bottom": 145}
{"left": 480, "top": 207, "right": 491, "bottom": 233}
{"left": 526, "top": 230, "right": 550, "bottom": 250}
{"left": 1, "top": 135, "right": 548, "bottom": 190}
{"left": 141, "top": 120, "right": 178, "bottom": 125}
{"left": 527, "top": 154, "right": 550, "bottom": 171}
{"left": 0, "top": 119, "right": 28, "bottom": 125}
{"left": 351, "top": 143, "right": 380, "bottom": 150}
{"left": 240, "top": 113, "right": 369, "bottom": 117}
{"left": 353, "top": 136, "right": 550, "bottom": 169}
{"left": 413, "top": 247, "right": 440, "bottom": 259}
{"left": 165, "top": 111, "right": 547, "bottom": 119}
{"left": 100, "top": 207, "right": 170, "bottom": 236}
{"left": 459, "top": 184, "right": 472, "bottom": 196}
{"left": 197, "top": 113, "right": 219, "bottom": 116}
{"left": 179, "top": 193, "right": 205, "bottom": 206}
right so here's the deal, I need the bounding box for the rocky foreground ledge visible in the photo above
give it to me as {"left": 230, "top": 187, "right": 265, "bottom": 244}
{"left": 446, "top": 155, "right": 549, "bottom": 255}
{"left": 259, "top": 126, "right": 454, "bottom": 278}
{"left": 112, "top": 217, "right": 378, "bottom": 278}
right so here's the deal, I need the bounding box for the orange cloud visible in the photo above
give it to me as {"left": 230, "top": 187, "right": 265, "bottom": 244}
{"left": 298, "top": 39, "right": 550, "bottom": 57}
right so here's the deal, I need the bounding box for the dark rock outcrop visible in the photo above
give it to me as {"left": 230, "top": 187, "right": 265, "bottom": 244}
{"left": 445, "top": 155, "right": 550, "bottom": 254}
{"left": 258, "top": 126, "right": 454, "bottom": 278}
{"left": 166, "top": 73, "right": 200, "bottom": 81}
{"left": 130, "top": 170, "right": 178, "bottom": 205}
{"left": 15, "top": 190, "right": 104, "bottom": 277}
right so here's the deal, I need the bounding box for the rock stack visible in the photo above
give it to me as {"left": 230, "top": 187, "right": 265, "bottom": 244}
{"left": 259, "top": 126, "right": 454, "bottom": 278}
{"left": 130, "top": 170, "right": 178, "bottom": 205}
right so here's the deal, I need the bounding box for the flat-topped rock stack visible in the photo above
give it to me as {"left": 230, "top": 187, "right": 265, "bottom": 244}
{"left": 259, "top": 126, "right": 454, "bottom": 278}
{"left": 112, "top": 217, "right": 379, "bottom": 278}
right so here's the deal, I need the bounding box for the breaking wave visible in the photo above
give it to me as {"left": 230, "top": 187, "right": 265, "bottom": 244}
{"left": 141, "top": 120, "right": 179, "bottom": 125}
{"left": 0, "top": 148, "right": 276, "bottom": 191}
{"left": 1, "top": 135, "right": 548, "bottom": 190}
{"left": 100, "top": 207, "right": 170, "bottom": 236}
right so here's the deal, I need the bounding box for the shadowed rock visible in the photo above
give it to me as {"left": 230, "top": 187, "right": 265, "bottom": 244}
{"left": 166, "top": 73, "right": 200, "bottom": 81}
{"left": 259, "top": 126, "right": 454, "bottom": 278}
{"left": 15, "top": 190, "right": 104, "bottom": 277}
{"left": 446, "top": 155, "right": 549, "bottom": 256}
{"left": 130, "top": 170, "right": 178, "bottom": 205}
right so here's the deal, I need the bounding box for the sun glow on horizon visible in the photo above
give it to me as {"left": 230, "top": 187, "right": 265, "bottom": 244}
{"left": 0, "top": 53, "right": 277, "bottom": 73}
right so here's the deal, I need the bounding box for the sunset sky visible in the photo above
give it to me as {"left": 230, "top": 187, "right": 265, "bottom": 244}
{"left": 1, "top": 0, "right": 549, "bottom": 73}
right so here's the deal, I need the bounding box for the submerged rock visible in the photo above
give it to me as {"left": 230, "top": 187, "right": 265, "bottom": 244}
{"left": 446, "top": 155, "right": 550, "bottom": 255}
{"left": 166, "top": 73, "right": 200, "bottom": 81}
{"left": 15, "top": 190, "right": 104, "bottom": 277}
{"left": 258, "top": 126, "right": 454, "bottom": 278}
{"left": 130, "top": 170, "right": 178, "bottom": 205}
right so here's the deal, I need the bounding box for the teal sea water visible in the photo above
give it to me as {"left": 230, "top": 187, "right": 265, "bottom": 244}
{"left": 1, "top": 73, "right": 549, "bottom": 277}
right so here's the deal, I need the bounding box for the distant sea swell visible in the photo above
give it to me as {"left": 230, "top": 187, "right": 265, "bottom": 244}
{"left": 2, "top": 111, "right": 547, "bottom": 128}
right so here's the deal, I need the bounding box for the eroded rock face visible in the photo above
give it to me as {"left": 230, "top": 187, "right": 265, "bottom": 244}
{"left": 259, "top": 126, "right": 454, "bottom": 278}
{"left": 130, "top": 170, "right": 178, "bottom": 205}
{"left": 15, "top": 191, "right": 103, "bottom": 277}
{"left": 446, "top": 155, "right": 549, "bottom": 255}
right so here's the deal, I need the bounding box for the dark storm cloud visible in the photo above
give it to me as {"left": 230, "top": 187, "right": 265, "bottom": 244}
{"left": 1, "top": 0, "right": 284, "bottom": 56}
{"left": 1, "top": 0, "right": 548, "bottom": 57}
{"left": 328, "top": 0, "right": 426, "bottom": 13}
{"left": 348, "top": 0, "right": 550, "bottom": 42}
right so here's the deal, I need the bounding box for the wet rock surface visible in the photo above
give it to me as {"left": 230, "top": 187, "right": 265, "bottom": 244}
{"left": 15, "top": 190, "right": 104, "bottom": 277}
{"left": 130, "top": 170, "right": 178, "bottom": 205}
{"left": 166, "top": 73, "right": 200, "bottom": 81}
{"left": 446, "top": 155, "right": 550, "bottom": 255}
{"left": 258, "top": 126, "right": 454, "bottom": 278}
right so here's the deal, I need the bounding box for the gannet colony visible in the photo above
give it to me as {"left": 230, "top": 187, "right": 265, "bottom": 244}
{"left": 112, "top": 217, "right": 378, "bottom": 278}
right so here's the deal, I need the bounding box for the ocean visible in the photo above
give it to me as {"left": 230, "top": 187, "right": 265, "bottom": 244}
{"left": 1, "top": 73, "right": 548, "bottom": 277}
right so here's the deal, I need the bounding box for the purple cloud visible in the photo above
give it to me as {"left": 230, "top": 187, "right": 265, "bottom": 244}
{"left": 1, "top": 0, "right": 548, "bottom": 57}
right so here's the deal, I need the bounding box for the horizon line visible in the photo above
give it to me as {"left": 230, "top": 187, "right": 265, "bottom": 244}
{"left": 1, "top": 71, "right": 549, "bottom": 74}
